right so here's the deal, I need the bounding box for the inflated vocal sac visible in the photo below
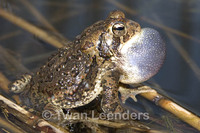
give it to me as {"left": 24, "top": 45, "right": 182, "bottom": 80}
{"left": 119, "top": 28, "right": 166, "bottom": 84}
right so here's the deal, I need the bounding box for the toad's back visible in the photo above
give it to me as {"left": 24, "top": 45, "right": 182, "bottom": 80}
{"left": 23, "top": 43, "right": 100, "bottom": 111}
{"left": 21, "top": 18, "right": 110, "bottom": 111}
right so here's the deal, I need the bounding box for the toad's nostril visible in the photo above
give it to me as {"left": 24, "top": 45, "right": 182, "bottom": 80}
{"left": 120, "top": 28, "right": 166, "bottom": 84}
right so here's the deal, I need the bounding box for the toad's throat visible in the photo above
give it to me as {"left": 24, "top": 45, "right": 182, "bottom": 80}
{"left": 119, "top": 28, "right": 166, "bottom": 84}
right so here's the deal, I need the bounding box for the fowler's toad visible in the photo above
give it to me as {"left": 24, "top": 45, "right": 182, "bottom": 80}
{"left": 11, "top": 10, "right": 165, "bottom": 115}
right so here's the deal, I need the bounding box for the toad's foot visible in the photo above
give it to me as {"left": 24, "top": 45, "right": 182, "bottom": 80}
{"left": 42, "top": 103, "right": 67, "bottom": 123}
{"left": 119, "top": 85, "right": 156, "bottom": 103}
{"left": 10, "top": 74, "right": 32, "bottom": 93}
{"left": 42, "top": 103, "right": 81, "bottom": 125}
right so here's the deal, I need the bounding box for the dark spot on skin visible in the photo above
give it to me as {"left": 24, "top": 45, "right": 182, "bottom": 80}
{"left": 85, "top": 67, "right": 90, "bottom": 73}
{"left": 45, "top": 73, "right": 53, "bottom": 82}
{"left": 123, "top": 33, "right": 130, "bottom": 42}
{"left": 58, "top": 80, "right": 64, "bottom": 86}
{"left": 82, "top": 41, "right": 94, "bottom": 50}
{"left": 47, "top": 59, "right": 55, "bottom": 67}
{"left": 101, "top": 79, "right": 107, "bottom": 84}
{"left": 129, "top": 22, "right": 135, "bottom": 26}
{"left": 102, "top": 85, "right": 108, "bottom": 91}
{"left": 48, "top": 52, "right": 58, "bottom": 61}
{"left": 111, "top": 37, "right": 120, "bottom": 52}
{"left": 59, "top": 52, "right": 63, "bottom": 57}
{"left": 110, "top": 70, "right": 120, "bottom": 80}
{"left": 56, "top": 68, "right": 61, "bottom": 72}
{"left": 84, "top": 87, "right": 90, "bottom": 92}
{"left": 112, "top": 91, "right": 117, "bottom": 98}
{"left": 110, "top": 102, "right": 118, "bottom": 110}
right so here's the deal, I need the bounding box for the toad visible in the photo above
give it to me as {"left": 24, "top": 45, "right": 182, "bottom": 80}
{"left": 11, "top": 10, "right": 165, "bottom": 117}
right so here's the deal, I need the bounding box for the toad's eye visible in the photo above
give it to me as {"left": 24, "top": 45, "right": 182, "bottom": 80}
{"left": 112, "top": 22, "right": 126, "bottom": 37}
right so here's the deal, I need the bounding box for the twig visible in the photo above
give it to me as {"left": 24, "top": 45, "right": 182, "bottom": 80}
{"left": 0, "top": 71, "right": 20, "bottom": 104}
{"left": 138, "top": 86, "right": 200, "bottom": 131}
{"left": 40, "top": 1, "right": 84, "bottom": 8}
{"left": 0, "top": 72, "right": 10, "bottom": 93}
{"left": 0, "top": 8, "right": 64, "bottom": 48}
{"left": 62, "top": 114, "right": 150, "bottom": 132}
{"left": 23, "top": 51, "right": 55, "bottom": 64}
{"left": 0, "top": 30, "right": 22, "bottom": 41}
{"left": 0, "top": 44, "right": 29, "bottom": 104}
{"left": 79, "top": 118, "right": 149, "bottom": 131}
{"left": 18, "top": 0, "right": 68, "bottom": 42}
{"left": 152, "top": 14, "right": 200, "bottom": 81}
{"left": 51, "top": 10, "right": 82, "bottom": 24}
{"left": 0, "top": 117, "right": 26, "bottom": 133}
{"left": 0, "top": 45, "right": 29, "bottom": 73}
{"left": 0, "top": 94, "right": 69, "bottom": 133}
{"left": 167, "top": 33, "right": 200, "bottom": 80}
{"left": 18, "top": 0, "right": 59, "bottom": 33}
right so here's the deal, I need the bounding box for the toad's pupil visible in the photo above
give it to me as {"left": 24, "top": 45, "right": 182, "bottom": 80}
{"left": 113, "top": 26, "right": 124, "bottom": 30}
{"left": 112, "top": 23, "right": 125, "bottom": 37}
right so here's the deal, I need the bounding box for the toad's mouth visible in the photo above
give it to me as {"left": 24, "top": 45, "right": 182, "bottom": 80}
{"left": 118, "top": 28, "right": 166, "bottom": 84}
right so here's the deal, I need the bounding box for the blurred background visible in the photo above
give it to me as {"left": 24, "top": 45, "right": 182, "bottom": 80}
{"left": 0, "top": 0, "right": 200, "bottom": 132}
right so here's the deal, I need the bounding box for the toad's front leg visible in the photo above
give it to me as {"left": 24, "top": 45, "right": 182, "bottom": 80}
{"left": 119, "top": 84, "right": 156, "bottom": 103}
{"left": 100, "top": 63, "right": 125, "bottom": 114}
{"left": 100, "top": 63, "right": 156, "bottom": 114}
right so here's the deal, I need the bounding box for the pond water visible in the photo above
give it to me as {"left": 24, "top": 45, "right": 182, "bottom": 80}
{"left": 0, "top": 0, "right": 200, "bottom": 132}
